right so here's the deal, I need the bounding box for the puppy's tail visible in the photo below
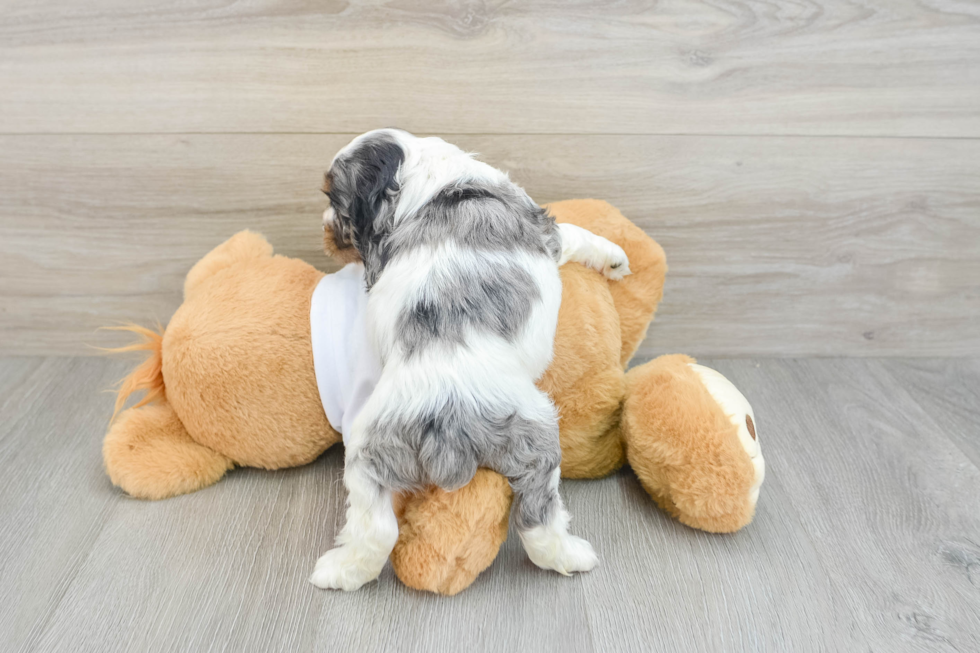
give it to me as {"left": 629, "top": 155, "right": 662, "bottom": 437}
{"left": 99, "top": 324, "right": 167, "bottom": 423}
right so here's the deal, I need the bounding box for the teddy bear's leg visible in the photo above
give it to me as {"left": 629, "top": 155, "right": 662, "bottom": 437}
{"left": 103, "top": 401, "right": 234, "bottom": 500}
{"left": 390, "top": 469, "right": 512, "bottom": 595}
{"left": 621, "top": 355, "right": 765, "bottom": 533}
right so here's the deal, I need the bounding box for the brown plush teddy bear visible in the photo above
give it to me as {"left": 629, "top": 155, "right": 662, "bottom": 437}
{"left": 103, "top": 199, "right": 764, "bottom": 595}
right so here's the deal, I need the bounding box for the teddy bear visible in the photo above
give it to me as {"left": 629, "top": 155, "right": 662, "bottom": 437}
{"left": 103, "top": 199, "right": 765, "bottom": 595}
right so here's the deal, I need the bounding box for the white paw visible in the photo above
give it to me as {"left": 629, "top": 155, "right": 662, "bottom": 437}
{"left": 309, "top": 545, "right": 385, "bottom": 591}
{"left": 601, "top": 243, "right": 631, "bottom": 281}
{"left": 523, "top": 532, "right": 599, "bottom": 576}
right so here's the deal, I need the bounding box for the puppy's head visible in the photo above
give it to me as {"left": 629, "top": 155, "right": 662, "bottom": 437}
{"left": 321, "top": 130, "right": 406, "bottom": 267}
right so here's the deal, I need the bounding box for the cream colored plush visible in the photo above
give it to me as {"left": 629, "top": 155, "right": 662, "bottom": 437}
{"left": 103, "top": 199, "right": 765, "bottom": 595}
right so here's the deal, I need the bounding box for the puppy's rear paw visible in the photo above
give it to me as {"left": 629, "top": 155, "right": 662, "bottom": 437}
{"left": 551, "top": 534, "right": 599, "bottom": 574}
{"left": 310, "top": 545, "right": 384, "bottom": 591}
{"left": 523, "top": 530, "right": 599, "bottom": 576}
{"left": 602, "top": 244, "right": 631, "bottom": 281}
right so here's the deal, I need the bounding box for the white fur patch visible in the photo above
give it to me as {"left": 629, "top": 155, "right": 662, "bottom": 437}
{"left": 519, "top": 472, "right": 599, "bottom": 575}
{"left": 309, "top": 463, "right": 398, "bottom": 591}
{"left": 557, "top": 223, "right": 631, "bottom": 280}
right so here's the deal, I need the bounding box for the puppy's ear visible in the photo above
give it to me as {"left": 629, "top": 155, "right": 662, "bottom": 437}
{"left": 323, "top": 221, "right": 363, "bottom": 264}
{"left": 321, "top": 171, "right": 361, "bottom": 263}
{"left": 327, "top": 135, "right": 404, "bottom": 261}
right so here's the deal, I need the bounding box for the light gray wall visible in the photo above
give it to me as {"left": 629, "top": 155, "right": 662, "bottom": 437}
{"left": 1, "top": 1, "right": 978, "bottom": 357}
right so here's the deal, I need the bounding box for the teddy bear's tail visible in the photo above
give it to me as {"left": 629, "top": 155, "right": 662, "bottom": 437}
{"left": 101, "top": 324, "right": 233, "bottom": 500}
{"left": 102, "top": 323, "right": 166, "bottom": 423}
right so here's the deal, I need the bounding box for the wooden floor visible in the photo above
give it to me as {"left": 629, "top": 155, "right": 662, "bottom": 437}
{"left": 2, "top": 356, "right": 978, "bottom": 652}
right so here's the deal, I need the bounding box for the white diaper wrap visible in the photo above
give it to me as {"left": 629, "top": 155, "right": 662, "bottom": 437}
{"left": 310, "top": 263, "right": 383, "bottom": 445}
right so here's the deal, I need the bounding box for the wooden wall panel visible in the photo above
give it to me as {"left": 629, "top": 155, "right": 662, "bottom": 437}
{"left": 1, "top": 134, "right": 977, "bottom": 357}
{"left": 2, "top": 1, "right": 978, "bottom": 356}
{"left": 1, "top": 0, "right": 978, "bottom": 136}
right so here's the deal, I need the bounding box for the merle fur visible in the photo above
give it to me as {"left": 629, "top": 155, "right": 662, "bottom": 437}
{"left": 396, "top": 262, "right": 540, "bottom": 358}
{"left": 389, "top": 183, "right": 562, "bottom": 261}
{"left": 324, "top": 133, "right": 405, "bottom": 286}
{"left": 325, "top": 130, "right": 568, "bottom": 530}
{"left": 349, "top": 395, "right": 562, "bottom": 530}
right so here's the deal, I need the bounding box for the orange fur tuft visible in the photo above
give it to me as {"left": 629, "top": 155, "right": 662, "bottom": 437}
{"left": 99, "top": 324, "right": 166, "bottom": 423}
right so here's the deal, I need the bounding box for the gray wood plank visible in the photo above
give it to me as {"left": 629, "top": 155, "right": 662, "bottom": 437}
{"left": 4, "top": 357, "right": 979, "bottom": 652}
{"left": 710, "top": 358, "right": 980, "bottom": 651}
{"left": 1, "top": 0, "right": 979, "bottom": 136}
{"left": 0, "top": 357, "right": 127, "bottom": 653}
{"left": 2, "top": 134, "right": 978, "bottom": 357}
{"left": 31, "top": 434, "right": 595, "bottom": 653}
{"left": 576, "top": 459, "right": 858, "bottom": 651}
{"left": 877, "top": 358, "right": 980, "bottom": 474}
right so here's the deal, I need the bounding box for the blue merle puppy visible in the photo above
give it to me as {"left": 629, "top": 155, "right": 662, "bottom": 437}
{"left": 311, "top": 129, "right": 631, "bottom": 590}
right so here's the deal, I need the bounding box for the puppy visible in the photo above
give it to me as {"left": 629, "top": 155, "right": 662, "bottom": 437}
{"left": 312, "top": 129, "right": 630, "bottom": 590}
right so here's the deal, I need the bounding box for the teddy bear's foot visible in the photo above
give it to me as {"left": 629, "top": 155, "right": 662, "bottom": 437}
{"left": 103, "top": 401, "right": 234, "bottom": 500}
{"left": 390, "top": 469, "right": 512, "bottom": 595}
{"left": 623, "top": 355, "right": 765, "bottom": 533}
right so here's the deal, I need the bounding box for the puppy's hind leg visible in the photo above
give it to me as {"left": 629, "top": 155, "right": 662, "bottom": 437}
{"left": 310, "top": 450, "right": 399, "bottom": 591}
{"left": 504, "top": 408, "right": 599, "bottom": 575}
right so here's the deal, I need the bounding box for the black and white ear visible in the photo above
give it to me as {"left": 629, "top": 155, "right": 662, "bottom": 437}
{"left": 325, "top": 134, "right": 404, "bottom": 260}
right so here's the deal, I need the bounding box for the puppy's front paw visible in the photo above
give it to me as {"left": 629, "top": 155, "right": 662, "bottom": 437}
{"left": 601, "top": 243, "right": 631, "bottom": 281}
{"left": 309, "top": 545, "right": 384, "bottom": 591}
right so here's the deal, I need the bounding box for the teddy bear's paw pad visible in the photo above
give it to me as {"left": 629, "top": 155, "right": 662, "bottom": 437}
{"left": 309, "top": 545, "right": 384, "bottom": 591}
{"left": 521, "top": 528, "right": 599, "bottom": 576}
{"left": 601, "top": 243, "right": 632, "bottom": 281}
{"left": 688, "top": 363, "right": 766, "bottom": 505}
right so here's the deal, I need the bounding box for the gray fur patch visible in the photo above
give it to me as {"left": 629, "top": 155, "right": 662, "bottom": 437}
{"left": 327, "top": 136, "right": 561, "bottom": 288}
{"left": 350, "top": 394, "right": 562, "bottom": 530}
{"left": 326, "top": 131, "right": 568, "bottom": 533}
{"left": 396, "top": 262, "right": 540, "bottom": 357}
{"left": 324, "top": 132, "right": 404, "bottom": 288}
{"left": 388, "top": 183, "right": 560, "bottom": 261}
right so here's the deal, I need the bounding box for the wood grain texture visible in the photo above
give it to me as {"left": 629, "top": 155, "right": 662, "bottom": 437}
{"left": 707, "top": 358, "right": 980, "bottom": 651}
{"left": 0, "top": 357, "right": 127, "bottom": 653}
{"left": 580, "top": 358, "right": 980, "bottom": 652}
{"left": 1, "top": 134, "right": 977, "bottom": 357}
{"left": 877, "top": 358, "right": 980, "bottom": 470}
{"left": 1, "top": 0, "right": 979, "bottom": 136}
{"left": 2, "top": 357, "right": 979, "bottom": 652}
